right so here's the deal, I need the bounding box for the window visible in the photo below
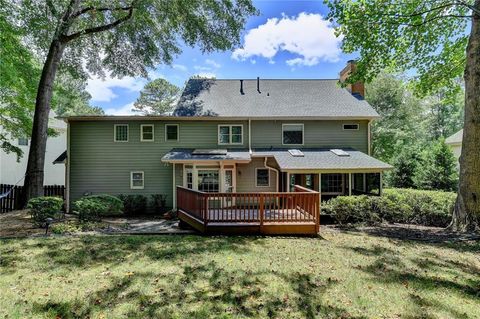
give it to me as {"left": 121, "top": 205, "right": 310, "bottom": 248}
{"left": 186, "top": 171, "right": 193, "bottom": 189}
{"left": 141, "top": 124, "right": 154, "bottom": 141}
{"left": 218, "top": 125, "right": 243, "bottom": 144}
{"left": 18, "top": 137, "right": 28, "bottom": 146}
{"left": 282, "top": 124, "right": 303, "bottom": 145}
{"left": 198, "top": 170, "right": 219, "bottom": 192}
{"left": 165, "top": 124, "right": 179, "bottom": 141}
{"left": 256, "top": 168, "right": 270, "bottom": 187}
{"left": 321, "top": 174, "right": 343, "bottom": 194}
{"left": 343, "top": 124, "right": 359, "bottom": 130}
{"left": 130, "top": 171, "right": 144, "bottom": 189}
{"left": 114, "top": 124, "right": 128, "bottom": 142}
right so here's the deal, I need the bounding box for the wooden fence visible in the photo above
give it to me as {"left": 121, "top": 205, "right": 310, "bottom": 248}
{"left": 0, "top": 184, "right": 65, "bottom": 213}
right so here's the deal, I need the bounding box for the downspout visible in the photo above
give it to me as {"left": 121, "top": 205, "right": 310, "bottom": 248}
{"left": 248, "top": 118, "right": 252, "bottom": 154}
{"left": 367, "top": 119, "right": 372, "bottom": 155}
{"left": 264, "top": 157, "right": 279, "bottom": 192}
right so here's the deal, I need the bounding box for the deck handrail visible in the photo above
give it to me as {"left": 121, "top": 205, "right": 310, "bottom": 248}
{"left": 177, "top": 185, "right": 320, "bottom": 230}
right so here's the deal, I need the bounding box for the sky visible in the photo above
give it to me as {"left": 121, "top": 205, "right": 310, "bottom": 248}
{"left": 87, "top": 0, "right": 357, "bottom": 115}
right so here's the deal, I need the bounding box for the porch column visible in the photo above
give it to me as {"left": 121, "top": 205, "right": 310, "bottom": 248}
{"left": 318, "top": 173, "right": 322, "bottom": 202}
{"left": 286, "top": 172, "right": 290, "bottom": 192}
{"left": 192, "top": 164, "right": 198, "bottom": 191}
{"left": 348, "top": 173, "right": 352, "bottom": 196}
{"left": 219, "top": 162, "right": 225, "bottom": 192}
{"left": 172, "top": 164, "right": 176, "bottom": 210}
{"left": 379, "top": 173, "right": 383, "bottom": 196}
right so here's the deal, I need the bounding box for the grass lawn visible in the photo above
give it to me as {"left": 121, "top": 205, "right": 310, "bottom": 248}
{"left": 1, "top": 231, "right": 479, "bottom": 319}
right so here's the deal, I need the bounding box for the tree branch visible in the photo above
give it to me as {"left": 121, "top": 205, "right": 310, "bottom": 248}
{"left": 383, "top": 2, "right": 463, "bottom": 19}
{"left": 46, "top": 0, "right": 58, "bottom": 16}
{"left": 61, "top": 7, "right": 133, "bottom": 43}
{"left": 391, "top": 14, "right": 472, "bottom": 27}
{"left": 70, "top": 6, "right": 133, "bottom": 20}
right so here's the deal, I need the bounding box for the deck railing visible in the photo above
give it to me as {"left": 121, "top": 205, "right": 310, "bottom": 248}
{"left": 176, "top": 185, "right": 320, "bottom": 229}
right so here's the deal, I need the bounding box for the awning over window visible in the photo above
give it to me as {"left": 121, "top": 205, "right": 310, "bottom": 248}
{"left": 161, "top": 148, "right": 251, "bottom": 163}
{"left": 252, "top": 148, "right": 392, "bottom": 171}
{"left": 53, "top": 151, "right": 67, "bottom": 164}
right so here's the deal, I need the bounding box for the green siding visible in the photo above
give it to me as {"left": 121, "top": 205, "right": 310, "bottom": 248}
{"left": 251, "top": 120, "right": 368, "bottom": 153}
{"left": 69, "top": 119, "right": 369, "bottom": 208}
{"left": 236, "top": 157, "right": 278, "bottom": 192}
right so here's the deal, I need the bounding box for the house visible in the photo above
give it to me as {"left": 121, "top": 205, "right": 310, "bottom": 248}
{"left": 445, "top": 129, "right": 463, "bottom": 165}
{"left": 0, "top": 110, "right": 66, "bottom": 186}
{"left": 62, "top": 61, "right": 392, "bottom": 234}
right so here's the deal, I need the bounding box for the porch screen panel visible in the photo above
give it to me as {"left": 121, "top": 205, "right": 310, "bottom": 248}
{"left": 198, "top": 170, "right": 219, "bottom": 193}
{"left": 321, "top": 173, "right": 343, "bottom": 194}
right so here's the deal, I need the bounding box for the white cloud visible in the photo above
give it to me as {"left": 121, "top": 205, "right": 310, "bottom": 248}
{"left": 104, "top": 102, "right": 136, "bottom": 115}
{"left": 87, "top": 74, "right": 145, "bottom": 102}
{"left": 172, "top": 64, "right": 188, "bottom": 72}
{"left": 232, "top": 12, "right": 342, "bottom": 67}
{"left": 205, "top": 59, "right": 221, "bottom": 68}
{"left": 193, "top": 72, "right": 216, "bottom": 78}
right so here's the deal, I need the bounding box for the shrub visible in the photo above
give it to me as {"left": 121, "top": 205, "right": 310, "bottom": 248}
{"left": 50, "top": 220, "right": 105, "bottom": 234}
{"left": 118, "top": 194, "right": 147, "bottom": 215}
{"left": 85, "top": 194, "right": 124, "bottom": 216}
{"left": 27, "top": 196, "right": 64, "bottom": 226}
{"left": 73, "top": 198, "right": 108, "bottom": 221}
{"left": 324, "top": 188, "right": 455, "bottom": 227}
{"left": 151, "top": 194, "right": 168, "bottom": 214}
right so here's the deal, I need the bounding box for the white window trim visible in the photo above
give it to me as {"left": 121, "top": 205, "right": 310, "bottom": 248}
{"left": 343, "top": 123, "right": 359, "bottom": 131}
{"left": 282, "top": 123, "right": 304, "bottom": 146}
{"left": 255, "top": 168, "right": 270, "bottom": 187}
{"left": 165, "top": 124, "right": 179, "bottom": 142}
{"left": 130, "top": 171, "right": 144, "bottom": 189}
{"left": 114, "top": 124, "right": 129, "bottom": 142}
{"left": 218, "top": 124, "right": 243, "bottom": 145}
{"left": 140, "top": 124, "right": 155, "bottom": 142}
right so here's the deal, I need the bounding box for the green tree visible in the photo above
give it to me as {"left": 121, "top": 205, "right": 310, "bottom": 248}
{"left": 133, "top": 78, "right": 180, "bottom": 115}
{"left": 388, "top": 147, "right": 422, "bottom": 189}
{"left": 326, "top": 0, "right": 480, "bottom": 231}
{"left": 6, "top": 0, "right": 256, "bottom": 202}
{"left": 425, "top": 87, "right": 464, "bottom": 141}
{"left": 414, "top": 139, "right": 458, "bottom": 191}
{"left": 366, "top": 72, "right": 426, "bottom": 163}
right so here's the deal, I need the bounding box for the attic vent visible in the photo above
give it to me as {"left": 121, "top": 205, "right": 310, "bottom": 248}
{"left": 330, "top": 149, "right": 350, "bottom": 157}
{"left": 192, "top": 149, "right": 227, "bottom": 155}
{"left": 288, "top": 149, "right": 304, "bottom": 157}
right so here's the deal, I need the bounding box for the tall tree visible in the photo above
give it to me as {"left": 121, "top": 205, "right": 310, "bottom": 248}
{"left": 425, "top": 88, "right": 464, "bottom": 140}
{"left": 366, "top": 72, "right": 426, "bottom": 163}
{"left": 326, "top": 0, "right": 480, "bottom": 231}
{"left": 133, "top": 78, "right": 180, "bottom": 115}
{"left": 8, "top": 0, "right": 256, "bottom": 203}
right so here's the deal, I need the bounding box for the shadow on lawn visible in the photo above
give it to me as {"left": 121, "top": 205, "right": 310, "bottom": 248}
{"left": 32, "top": 259, "right": 366, "bottom": 319}
{"left": 342, "top": 243, "right": 480, "bottom": 318}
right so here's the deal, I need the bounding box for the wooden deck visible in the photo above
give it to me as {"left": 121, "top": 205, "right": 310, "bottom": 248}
{"left": 176, "top": 185, "right": 320, "bottom": 235}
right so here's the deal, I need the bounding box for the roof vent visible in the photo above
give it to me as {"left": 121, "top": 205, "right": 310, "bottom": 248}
{"left": 240, "top": 80, "right": 244, "bottom": 95}
{"left": 288, "top": 149, "right": 304, "bottom": 157}
{"left": 330, "top": 149, "right": 350, "bottom": 157}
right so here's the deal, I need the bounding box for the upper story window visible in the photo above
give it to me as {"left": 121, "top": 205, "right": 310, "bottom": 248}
{"left": 114, "top": 124, "right": 129, "bottom": 142}
{"left": 141, "top": 124, "right": 154, "bottom": 141}
{"left": 282, "top": 124, "right": 304, "bottom": 145}
{"left": 343, "top": 124, "right": 359, "bottom": 130}
{"left": 165, "top": 124, "right": 179, "bottom": 141}
{"left": 130, "top": 171, "right": 144, "bottom": 189}
{"left": 218, "top": 125, "right": 243, "bottom": 145}
{"left": 18, "top": 137, "right": 28, "bottom": 146}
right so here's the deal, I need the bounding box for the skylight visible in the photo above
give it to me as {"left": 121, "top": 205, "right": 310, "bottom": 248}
{"left": 192, "top": 149, "right": 227, "bottom": 155}
{"left": 288, "top": 149, "right": 304, "bottom": 157}
{"left": 330, "top": 149, "right": 350, "bottom": 157}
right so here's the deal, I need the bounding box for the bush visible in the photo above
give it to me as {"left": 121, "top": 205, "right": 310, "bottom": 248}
{"left": 85, "top": 194, "right": 124, "bottom": 216}
{"left": 323, "top": 188, "right": 455, "bottom": 227}
{"left": 151, "top": 194, "right": 168, "bottom": 214}
{"left": 27, "top": 196, "right": 64, "bottom": 226}
{"left": 73, "top": 198, "right": 109, "bottom": 221}
{"left": 118, "top": 194, "right": 147, "bottom": 215}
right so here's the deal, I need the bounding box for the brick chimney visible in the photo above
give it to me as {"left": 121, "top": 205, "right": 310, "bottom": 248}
{"left": 339, "top": 60, "right": 365, "bottom": 100}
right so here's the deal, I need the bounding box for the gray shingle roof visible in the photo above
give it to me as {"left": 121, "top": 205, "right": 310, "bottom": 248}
{"left": 445, "top": 129, "right": 463, "bottom": 144}
{"left": 253, "top": 148, "right": 392, "bottom": 171}
{"left": 174, "top": 79, "right": 379, "bottom": 118}
{"left": 161, "top": 149, "right": 251, "bottom": 162}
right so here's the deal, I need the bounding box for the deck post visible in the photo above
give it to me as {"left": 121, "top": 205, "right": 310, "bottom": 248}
{"left": 259, "top": 193, "right": 264, "bottom": 231}
{"left": 203, "top": 194, "right": 209, "bottom": 227}
{"left": 348, "top": 173, "right": 352, "bottom": 196}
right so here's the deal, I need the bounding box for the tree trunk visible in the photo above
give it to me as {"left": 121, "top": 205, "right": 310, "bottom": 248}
{"left": 450, "top": 0, "right": 480, "bottom": 232}
{"left": 23, "top": 40, "right": 65, "bottom": 204}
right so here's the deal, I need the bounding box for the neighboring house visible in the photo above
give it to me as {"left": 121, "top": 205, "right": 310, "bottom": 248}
{"left": 445, "top": 129, "right": 463, "bottom": 164}
{"left": 0, "top": 111, "right": 66, "bottom": 186}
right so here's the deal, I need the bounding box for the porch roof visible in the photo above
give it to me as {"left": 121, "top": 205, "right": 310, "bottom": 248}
{"left": 252, "top": 148, "right": 392, "bottom": 171}
{"left": 161, "top": 148, "right": 251, "bottom": 163}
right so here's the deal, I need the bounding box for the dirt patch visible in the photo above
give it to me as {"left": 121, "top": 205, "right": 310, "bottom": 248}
{"left": 0, "top": 210, "right": 49, "bottom": 237}
{"left": 323, "top": 223, "right": 480, "bottom": 243}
